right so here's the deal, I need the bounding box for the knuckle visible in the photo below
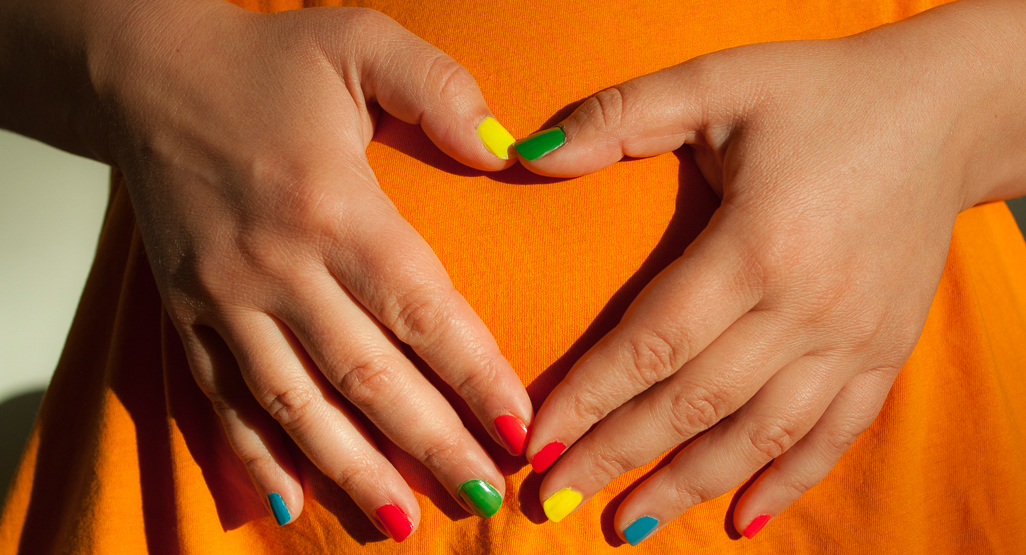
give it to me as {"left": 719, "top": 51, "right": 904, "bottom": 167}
{"left": 418, "top": 434, "right": 464, "bottom": 475}
{"left": 233, "top": 232, "right": 293, "bottom": 280}
{"left": 427, "top": 56, "right": 476, "bottom": 107}
{"left": 263, "top": 387, "right": 316, "bottom": 432}
{"left": 565, "top": 384, "right": 615, "bottom": 425}
{"left": 282, "top": 182, "right": 353, "bottom": 242}
{"left": 204, "top": 389, "right": 233, "bottom": 416}
{"left": 745, "top": 418, "right": 803, "bottom": 461}
{"left": 336, "top": 356, "right": 401, "bottom": 408}
{"left": 387, "top": 284, "right": 453, "bottom": 349}
{"left": 344, "top": 7, "right": 393, "bottom": 33}
{"left": 666, "top": 385, "right": 731, "bottom": 438}
{"left": 333, "top": 456, "right": 377, "bottom": 494}
{"left": 624, "top": 329, "right": 685, "bottom": 389}
{"left": 589, "top": 86, "right": 627, "bottom": 131}
{"left": 668, "top": 479, "right": 714, "bottom": 509}
{"left": 451, "top": 362, "right": 498, "bottom": 404}
{"left": 819, "top": 424, "right": 863, "bottom": 455}
{"left": 778, "top": 471, "right": 817, "bottom": 499}
{"left": 589, "top": 445, "right": 634, "bottom": 482}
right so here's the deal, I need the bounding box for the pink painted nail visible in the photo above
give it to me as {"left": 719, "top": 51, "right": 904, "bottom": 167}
{"left": 743, "top": 514, "right": 771, "bottom": 539}
{"left": 376, "top": 504, "right": 413, "bottom": 542}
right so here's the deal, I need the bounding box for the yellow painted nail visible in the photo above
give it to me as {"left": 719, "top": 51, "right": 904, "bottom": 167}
{"left": 476, "top": 117, "right": 516, "bottom": 160}
{"left": 542, "top": 487, "right": 583, "bottom": 523}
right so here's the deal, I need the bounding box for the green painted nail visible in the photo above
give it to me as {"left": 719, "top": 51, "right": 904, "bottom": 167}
{"left": 268, "top": 493, "right": 291, "bottom": 526}
{"left": 514, "top": 127, "right": 566, "bottom": 161}
{"left": 457, "top": 480, "right": 502, "bottom": 518}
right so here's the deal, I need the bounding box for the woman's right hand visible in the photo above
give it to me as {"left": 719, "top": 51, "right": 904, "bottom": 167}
{"left": 84, "top": 0, "right": 531, "bottom": 540}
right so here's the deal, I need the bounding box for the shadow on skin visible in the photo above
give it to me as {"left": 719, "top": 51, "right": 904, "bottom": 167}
{"left": 0, "top": 388, "right": 46, "bottom": 500}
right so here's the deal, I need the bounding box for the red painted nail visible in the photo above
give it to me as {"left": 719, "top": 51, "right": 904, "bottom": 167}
{"left": 376, "top": 504, "right": 413, "bottom": 542}
{"left": 530, "top": 441, "right": 566, "bottom": 473}
{"left": 494, "top": 415, "right": 528, "bottom": 456}
{"left": 743, "top": 514, "right": 771, "bottom": 539}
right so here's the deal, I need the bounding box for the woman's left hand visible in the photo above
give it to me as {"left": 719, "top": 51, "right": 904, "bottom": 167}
{"left": 514, "top": 0, "right": 1026, "bottom": 544}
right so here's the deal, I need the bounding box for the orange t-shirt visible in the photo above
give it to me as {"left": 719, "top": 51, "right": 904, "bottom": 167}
{"left": 3, "top": 0, "right": 1026, "bottom": 553}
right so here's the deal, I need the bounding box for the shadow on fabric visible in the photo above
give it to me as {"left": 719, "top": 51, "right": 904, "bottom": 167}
{"left": 0, "top": 389, "right": 45, "bottom": 501}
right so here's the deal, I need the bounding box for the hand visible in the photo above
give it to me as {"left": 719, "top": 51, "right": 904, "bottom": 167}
{"left": 514, "top": 0, "right": 1026, "bottom": 543}
{"left": 87, "top": 0, "right": 531, "bottom": 539}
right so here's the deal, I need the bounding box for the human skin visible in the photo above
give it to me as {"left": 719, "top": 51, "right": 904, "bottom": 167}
{"left": 0, "top": 0, "right": 534, "bottom": 539}
{"left": 518, "top": 0, "right": 1026, "bottom": 543}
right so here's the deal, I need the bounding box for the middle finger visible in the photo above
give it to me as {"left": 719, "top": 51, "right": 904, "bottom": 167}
{"left": 276, "top": 272, "right": 507, "bottom": 518}
{"left": 537, "top": 311, "right": 804, "bottom": 522}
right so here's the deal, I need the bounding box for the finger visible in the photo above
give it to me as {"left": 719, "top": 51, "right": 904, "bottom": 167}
{"left": 275, "top": 275, "right": 508, "bottom": 518}
{"left": 535, "top": 310, "right": 804, "bottom": 523}
{"left": 731, "top": 366, "right": 896, "bottom": 539}
{"left": 181, "top": 325, "right": 305, "bottom": 526}
{"left": 219, "top": 311, "right": 422, "bottom": 540}
{"left": 526, "top": 210, "right": 759, "bottom": 474}
{"left": 331, "top": 8, "right": 517, "bottom": 168}
{"left": 327, "top": 191, "right": 533, "bottom": 458}
{"left": 610, "top": 355, "right": 848, "bottom": 546}
{"left": 512, "top": 58, "right": 738, "bottom": 176}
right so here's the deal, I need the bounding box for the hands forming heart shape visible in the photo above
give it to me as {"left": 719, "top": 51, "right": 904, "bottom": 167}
{"left": 82, "top": 0, "right": 1026, "bottom": 545}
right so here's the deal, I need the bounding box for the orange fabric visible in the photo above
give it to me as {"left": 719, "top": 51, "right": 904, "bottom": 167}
{"left": 3, "top": 0, "right": 1026, "bottom": 553}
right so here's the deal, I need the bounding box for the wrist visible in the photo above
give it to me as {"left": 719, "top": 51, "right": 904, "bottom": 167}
{"left": 898, "top": 0, "right": 1026, "bottom": 211}
{"left": 82, "top": 0, "right": 239, "bottom": 166}
{"left": 840, "top": 0, "right": 1026, "bottom": 213}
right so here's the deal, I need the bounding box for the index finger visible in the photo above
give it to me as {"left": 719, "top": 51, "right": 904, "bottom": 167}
{"left": 525, "top": 210, "right": 761, "bottom": 473}
{"left": 327, "top": 184, "right": 534, "bottom": 456}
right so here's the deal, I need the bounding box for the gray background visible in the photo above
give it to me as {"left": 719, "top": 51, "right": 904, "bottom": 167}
{"left": 2, "top": 128, "right": 1026, "bottom": 497}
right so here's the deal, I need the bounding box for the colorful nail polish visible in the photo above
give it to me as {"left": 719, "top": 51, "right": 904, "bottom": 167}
{"left": 476, "top": 117, "right": 516, "bottom": 160}
{"left": 530, "top": 441, "right": 565, "bottom": 473}
{"left": 743, "top": 514, "right": 771, "bottom": 539}
{"left": 493, "top": 415, "right": 528, "bottom": 456}
{"left": 623, "top": 516, "right": 659, "bottom": 546}
{"left": 513, "top": 127, "right": 566, "bottom": 161}
{"left": 375, "top": 504, "right": 413, "bottom": 542}
{"left": 457, "top": 480, "right": 503, "bottom": 518}
{"left": 268, "top": 493, "right": 290, "bottom": 526}
{"left": 542, "top": 487, "right": 583, "bottom": 523}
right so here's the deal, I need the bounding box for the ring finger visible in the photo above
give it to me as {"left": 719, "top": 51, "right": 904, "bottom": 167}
{"left": 611, "top": 354, "right": 851, "bottom": 545}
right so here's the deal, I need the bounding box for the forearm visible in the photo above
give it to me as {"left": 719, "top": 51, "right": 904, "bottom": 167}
{"left": 0, "top": 0, "right": 103, "bottom": 159}
{"left": 0, "top": 0, "right": 222, "bottom": 164}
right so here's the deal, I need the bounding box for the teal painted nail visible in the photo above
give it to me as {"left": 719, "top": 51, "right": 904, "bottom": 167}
{"left": 514, "top": 127, "right": 566, "bottom": 161}
{"left": 268, "top": 493, "right": 291, "bottom": 526}
{"left": 623, "top": 516, "right": 658, "bottom": 546}
{"left": 457, "top": 480, "right": 503, "bottom": 518}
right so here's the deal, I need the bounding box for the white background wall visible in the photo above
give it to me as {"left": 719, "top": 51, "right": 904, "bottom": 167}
{"left": 2, "top": 128, "right": 1026, "bottom": 496}
{"left": 0, "top": 130, "right": 109, "bottom": 492}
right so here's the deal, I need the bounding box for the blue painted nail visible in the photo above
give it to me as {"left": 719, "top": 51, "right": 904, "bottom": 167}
{"left": 623, "top": 515, "right": 658, "bottom": 546}
{"left": 268, "top": 493, "right": 291, "bottom": 526}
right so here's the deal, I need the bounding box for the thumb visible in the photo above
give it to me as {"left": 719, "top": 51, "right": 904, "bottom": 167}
{"left": 347, "top": 9, "right": 516, "bottom": 170}
{"left": 514, "top": 62, "right": 729, "bottom": 177}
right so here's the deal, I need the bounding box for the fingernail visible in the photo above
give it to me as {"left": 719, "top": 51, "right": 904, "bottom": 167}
{"left": 542, "top": 487, "right": 582, "bottom": 522}
{"left": 268, "top": 493, "right": 291, "bottom": 526}
{"left": 493, "top": 415, "right": 528, "bottom": 456}
{"left": 375, "top": 504, "right": 413, "bottom": 542}
{"left": 457, "top": 479, "right": 503, "bottom": 518}
{"left": 513, "top": 127, "right": 566, "bottom": 161}
{"left": 476, "top": 116, "right": 516, "bottom": 160}
{"left": 743, "top": 514, "right": 771, "bottom": 538}
{"left": 623, "top": 516, "right": 659, "bottom": 546}
{"left": 530, "top": 441, "right": 565, "bottom": 473}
